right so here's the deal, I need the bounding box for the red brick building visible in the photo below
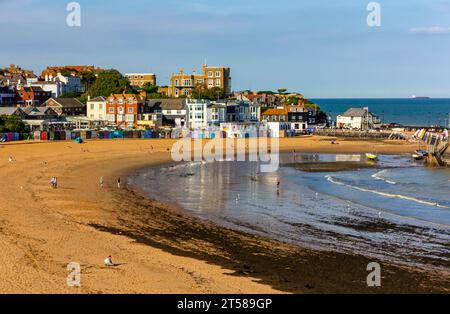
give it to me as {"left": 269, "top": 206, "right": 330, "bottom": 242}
{"left": 106, "top": 94, "right": 145, "bottom": 129}
{"left": 15, "top": 86, "right": 52, "bottom": 106}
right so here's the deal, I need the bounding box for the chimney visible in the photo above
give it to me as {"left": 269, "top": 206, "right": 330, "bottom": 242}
{"left": 87, "top": 95, "right": 91, "bottom": 101}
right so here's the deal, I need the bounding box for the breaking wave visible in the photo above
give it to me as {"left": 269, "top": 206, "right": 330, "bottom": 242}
{"left": 325, "top": 175, "right": 450, "bottom": 209}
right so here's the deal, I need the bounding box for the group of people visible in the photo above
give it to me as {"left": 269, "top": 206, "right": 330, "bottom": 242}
{"left": 98, "top": 177, "right": 121, "bottom": 188}
{"left": 50, "top": 176, "right": 58, "bottom": 189}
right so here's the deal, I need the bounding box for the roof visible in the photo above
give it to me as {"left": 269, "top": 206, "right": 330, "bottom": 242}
{"left": 147, "top": 99, "right": 185, "bottom": 111}
{"left": 0, "top": 107, "right": 23, "bottom": 115}
{"left": 109, "top": 94, "right": 144, "bottom": 102}
{"left": 44, "top": 98, "right": 85, "bottom": 108}
{"left": 261, "top": 108, "right": 288, "bottom": 116}
{"left": 88, "top": 96, "right": 107, "bottom": 102}
{"left": 21, "top": 86, "right": 47, "bottom": 93}
{"left": 23, "top": 106, "right": 56, "bottom": 116}
{"left": 340, "top": 107, "right": 376, "bottom": 117}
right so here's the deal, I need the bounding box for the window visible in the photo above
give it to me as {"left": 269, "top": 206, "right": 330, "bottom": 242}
{"left": 99, "top": 104, "right": 103, "bottom": 110}
{"left": 126, "top": 114, "right": 134, "bottom": 122}
{"left": 196, "top": 79, "right": 204, "bottom": 85}
{"left": 208, "top": 71, "right": 213, "bottom": 77}
{"left": 128, "top": 107, "right": 134, "bottom": 113}
{"left": 208, "top": 79, "right": 213, "bottom": 87}
{"left": 107, "top": 114, "right": 115, "bottom": 122}
{"left": 215, "top": 71, "right": 221, "bottom": 77}
{"left": 215, "top": 79, "right": 221, "bottom": 86}
{"left": 175, "top": 80, "right": 179, "bottom": 86}
{"left": 90, "top": 104, "right": 94, "bottom": 110}
{"left": 108, "top": 107, "right": 114, "bottom": 113}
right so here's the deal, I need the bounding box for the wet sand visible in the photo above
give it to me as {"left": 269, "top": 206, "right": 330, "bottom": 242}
{"left": 287, "top": 161, "right": 381, "bottom": 172}
{"left": 0, "top": 136, "right": 448, "bottom": 293}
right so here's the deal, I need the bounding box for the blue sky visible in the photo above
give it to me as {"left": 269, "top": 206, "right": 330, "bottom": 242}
{"left": 1, "top": 0, "right": 450, "bottom": 97}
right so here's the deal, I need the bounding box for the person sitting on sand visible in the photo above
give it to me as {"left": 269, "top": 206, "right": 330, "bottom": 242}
{"left": 104, "top": 255, "right": 114, "bottom": 266}
{"left": 8, "top": 156, "right": 14, "bottom": 162}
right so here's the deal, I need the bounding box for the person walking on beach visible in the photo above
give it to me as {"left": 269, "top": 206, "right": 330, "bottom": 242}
{"left": 54, "top": 177, "right": 58, "bottom": 189}
{"left": 50, "top": 177, "right": 55, "bottom": 188}
{"left": 277, "top": 180, "right": 280, "bottom": 195}
{"left": 99, "top": 176, "right": 104, "bottom": 188}
{"left": 117, "top": 177, "right": 121, "bottom": 189}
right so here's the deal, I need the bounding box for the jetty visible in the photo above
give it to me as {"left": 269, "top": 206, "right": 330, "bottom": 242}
{"left": 425, "top": 134, "right": 449, "bottom": 167}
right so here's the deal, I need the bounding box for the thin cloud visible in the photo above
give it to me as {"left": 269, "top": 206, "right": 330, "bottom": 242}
{"left": 409, "top": 26, "right": 450, "bottom": 34}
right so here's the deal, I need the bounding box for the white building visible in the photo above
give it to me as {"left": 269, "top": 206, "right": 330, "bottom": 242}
{"left": 207, "top": 103, "right": 227, "bottom": 126}
{"left": 267, "top": 122, "right": 292, "bottom": 138}
{"left": 336, "top": 107, "right": 381, "bottom": 130}
{"left": 186, "top": 99, "right": 209, "bottom": 130}
{"left": 29, "top": 73, "right": 83, "bottom": 98}
{"left": 86, "top": 96, "right": 107, "bottom": 121}
{"left": 29, "top": 81, "right": 63, "bottom": 98}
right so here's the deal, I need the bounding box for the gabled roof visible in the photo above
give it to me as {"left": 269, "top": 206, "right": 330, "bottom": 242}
{"left": 88, "top": 96, "right": 107, "bottom": 102}
{"left": 23, "top": 106, "right": 56, "bottom": 116}
{"left": 44, "top": 97, "right": 85, "bottom": 108}
{"left": 147, "top": 99, "right": 186, "bottom": 111}
{"left": 0, "top": 107, "right": 24, "bottom": 115}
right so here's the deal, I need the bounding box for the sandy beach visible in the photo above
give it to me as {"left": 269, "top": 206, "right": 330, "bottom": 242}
{"left": 0, "top": 136, "right": 448, "bottom": 293}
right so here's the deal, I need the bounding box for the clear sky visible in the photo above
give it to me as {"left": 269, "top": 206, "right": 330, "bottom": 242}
{"left": 1, "top": 0, "right": 450, "bottom": 98}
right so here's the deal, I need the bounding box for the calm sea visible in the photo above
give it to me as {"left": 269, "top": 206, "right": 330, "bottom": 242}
{"left": 129, "top": 154, "right": 450, "bottom": 271}
{"left": 311, "top": 98, "right": 450, "bottom": 127}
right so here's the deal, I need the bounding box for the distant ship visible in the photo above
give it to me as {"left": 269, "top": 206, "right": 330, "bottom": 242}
{"left": 411, "top": 95, "right": 431, "bottom": 99}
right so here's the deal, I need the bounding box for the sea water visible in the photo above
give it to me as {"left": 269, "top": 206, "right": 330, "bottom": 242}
{"left": 129, "top": 154, "right": 450, "bottom": 271}
{"left": 312, "top": 98, "right": 450, "bottom": 127}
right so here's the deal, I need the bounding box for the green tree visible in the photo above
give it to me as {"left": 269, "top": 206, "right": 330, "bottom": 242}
{"left": 191, "top": 86, "right": 225, "bottom": 100}
{"left": 141, "top": 82, "right": 158, "bottom": 94}
{"left": 80, "top": 69, "right": 133, "bottom": 103}
{"left": 0, "top": 115, "right": 27, "bottom": 133}
{"left": 277, "top": 88, "right": 287, "bottom": 94}
{"left": 59, "top": 91, "right": 81, "bottom": 98}
{"left": 79, "top": 70, "right": 97, "bottom": 91}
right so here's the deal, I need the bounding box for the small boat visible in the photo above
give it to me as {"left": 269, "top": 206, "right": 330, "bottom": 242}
{"left": 412, "top": 150, "right": 427, "bottom": 160}
{"left": 366, "top": 153, "right": 378, "bottom": 161}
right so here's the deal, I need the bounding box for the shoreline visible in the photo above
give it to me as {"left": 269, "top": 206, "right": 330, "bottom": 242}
{"left": 0, "top": 137, "right": 448, "bottom": 293}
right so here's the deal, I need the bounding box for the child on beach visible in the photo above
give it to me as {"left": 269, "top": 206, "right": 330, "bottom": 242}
{"left": 104, "top": 255, "right": 114, "bottom": 266}
{"left": 99, "top": 177, "right": 104, "bottom": 188}
{"left": 117, "top": 178, "right": 121, "bottom": 188}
